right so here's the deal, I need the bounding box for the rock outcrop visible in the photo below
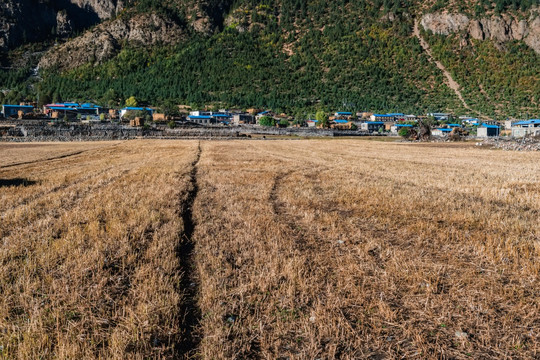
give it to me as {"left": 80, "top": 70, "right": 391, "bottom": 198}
{"left": 421, "top": 12, "right": 540, "bottom": 54}
{"left": 420, "top": 13, "right": 470, "bottom": 35}
{"left": 0, "top": 0, "right": 124, "bottom": 52}
{"left": 37, "top": 0, "right": 234, "bottom": 70}
{"left": 0, "top": 1, "right": 56, "bottom": 51}
{"left": 39, "top": 13, "right": 185, "bottom": 70}
{"left": 525, "top": 16, "right": 540, "bottom": 54}
{"left": 69, "top": 0, "right": 124, "bottom": 21}
{"left": 56, "top": 11, "right": 74, "bottom": 38}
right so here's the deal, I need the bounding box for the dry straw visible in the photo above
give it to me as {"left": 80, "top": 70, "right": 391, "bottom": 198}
{"left": 0, "top": 139, "right": 539, "bottom": 359}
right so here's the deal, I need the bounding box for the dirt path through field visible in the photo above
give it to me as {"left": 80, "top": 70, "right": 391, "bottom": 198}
{"left": 176, "top": 141, "right": 202, "bottom": 358}
{"left": 0, "top": 140, "right": 200, "bottom": 359}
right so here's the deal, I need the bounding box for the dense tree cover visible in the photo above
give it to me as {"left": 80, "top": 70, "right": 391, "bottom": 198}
{"left": 0, "top": 67, "right": 33, "bottom": 104}
{"left": 36, "top": 0, "right": 467, "bottom": 115}
{"left": 424, "top": 29, "right": 540, "bottom": 118}
{"left": 1, "top": 0, "right": 538, "bottom": 118}
{"left": 431, "top": 0, "right": 538, "bottom": 14}
{"left": 479, "top": 0, "right": 538, "bottom": 13}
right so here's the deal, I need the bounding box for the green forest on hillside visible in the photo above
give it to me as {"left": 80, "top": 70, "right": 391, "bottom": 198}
{"left": 0, "top": 0, "right": 538, "bottom": 117}
{"left": 423, "top": 29, "right": 539, "bottom": 118}
{"left": 35, "top": 0, "right": 466, "bottom": 115}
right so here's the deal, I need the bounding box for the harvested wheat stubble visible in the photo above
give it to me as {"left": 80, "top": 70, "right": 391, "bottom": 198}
{"left": 194, "top": 140, "right": 540, "bottom": 359}
{"left": 1, "top": 139, "right": 539, "bottom": 359}
{"left": 0, "top": 142, "right": 120, "bottom": 168}
{"left": 0, "top": 140, "right": 200, "bottom": 359}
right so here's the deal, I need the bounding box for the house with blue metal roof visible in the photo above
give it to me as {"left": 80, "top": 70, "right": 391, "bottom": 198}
{"left": 2, "top": 105, "right": 34, "bottom": 118}
{"left": 361, "top": 121, "right": 385, "bottom": 132}
{"left": 334, "top": 112, "right": 353, "bottom": 119}
{"left": 187, "top": 115, "right": 216, "bottom": 125}
{"left": 511, "top": 119, "right": 540, "bottom": 137}
{"left": 386, "top": 113, "right": 406, "bottom": 121}
{"left": 213, "top": 114, "right": 232, "bottom": 119}
{"left": 120, "top": 107, "right": 154, "bottom": 119}
{"left": 432, "top": 128, "right": 453, "bottom": 136}
{"left": 369, "top": 113, "right": 408, "bottom": 122}
{"left": 43, "top": 102, "right": 104, "bottom": 119}
{"left": 44, "top": 103, "right": 78, "bottom": 118}
{"left": 477, "top": 124, "right": 500, "bottom": 137}
{"left": 76, "top": 104, "right": 101, "bottom": 116}
{"left": 513, "top": 119, "right": 540, "bottom": 126}
{"left": 370, "top": 114, "right": 395, "bottom": 122}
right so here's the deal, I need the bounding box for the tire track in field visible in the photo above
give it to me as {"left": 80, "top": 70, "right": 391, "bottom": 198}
{"left": 267, "top": 166, "right": 403, "bottom": 358}
{"left": 269, "top": 170, "right": 294, "bottom": 216}
{"left": 0, "top": 150, "right": 87, "bottom": 169}
{"left": 269, "top": 167, "right": 327, "bottom": 254}
{"left": 175, "top": 142, "right": 202, "bottom": 358}
{"left": 0, "top": 163, "right": 124, "bottom": 214}
{"left": 268, "top": 167, "right": 357, "bottom": 357}
{"left": 0, "top": 141, "right": 125, "bottom": 170}
{"left": 0, "top": 163, "right": 136, "bottom": 241}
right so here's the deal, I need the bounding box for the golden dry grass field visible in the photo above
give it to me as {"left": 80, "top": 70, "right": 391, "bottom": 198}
{"left": 1, "top": 139, "right": 539, "bottom": 359}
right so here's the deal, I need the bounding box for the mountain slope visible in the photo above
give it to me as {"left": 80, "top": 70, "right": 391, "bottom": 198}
{"left": 1, "top": 0, "right": 539, "bottom": 117}
{"left": 413, "top": 20, "right": 474, "bottom": 113}
{"left": 0, "top": 0, "right": 124, "bottom": 51}
{"left": 37, "top": 0, "right": 467, "bottom": 114}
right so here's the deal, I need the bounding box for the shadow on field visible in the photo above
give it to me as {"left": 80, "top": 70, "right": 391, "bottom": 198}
{"left": 0, "top": 178, "right": 37, "bottom": 187}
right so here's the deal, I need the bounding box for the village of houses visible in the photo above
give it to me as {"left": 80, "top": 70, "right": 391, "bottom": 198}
{"left": 1, "top": 102, "right": 540, "bottom": 138}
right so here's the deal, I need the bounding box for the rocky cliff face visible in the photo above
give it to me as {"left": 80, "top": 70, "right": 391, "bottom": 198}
{"left": 39, "top": 13, "right": 186, "bottom": 70}
{"left": 421, "top": 12, "right": 540, "bottom": 54}
{"left": 69, "top": 0, "right": 124, "bottom": 21}
{"left": 0, "top": 1, "right": 56, "bottom": 51}
{"left": 36, "top": 0, "right": 233, "bottom": 70}
{"left": 0, "top": 0, "right": 124, "bottom": 52}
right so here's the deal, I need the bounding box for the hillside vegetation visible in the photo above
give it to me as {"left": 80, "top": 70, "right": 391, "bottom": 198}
{"left": 423, "top": 30, "right": 539, "bottom": 118}
{"left": 0, "top": 0, "right": 538, "bottom": 117}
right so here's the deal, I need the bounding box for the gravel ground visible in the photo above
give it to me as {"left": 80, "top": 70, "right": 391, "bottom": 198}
{"left": 478, "top": 137, "right": 540, "bottom": 151}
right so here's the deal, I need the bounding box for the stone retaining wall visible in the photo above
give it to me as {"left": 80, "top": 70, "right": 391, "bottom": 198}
{"left": 0, "top": 122, "right": 381, "bottom": 141}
